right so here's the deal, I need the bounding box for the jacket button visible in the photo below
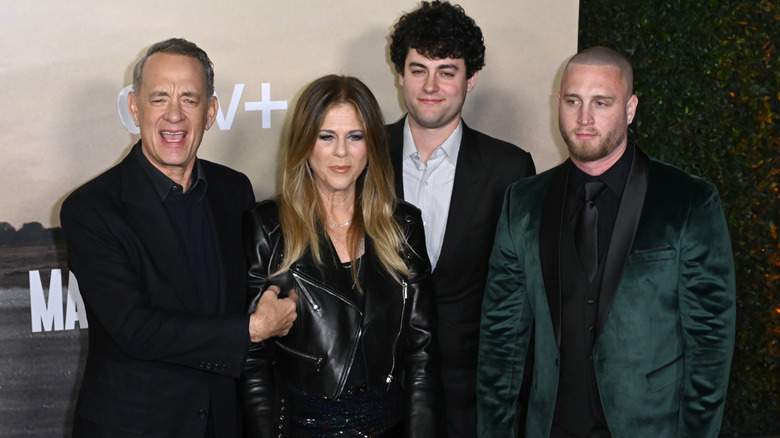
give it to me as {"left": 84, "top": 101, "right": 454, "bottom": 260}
{"left": 197, "top": 409, "right": 207, "bottom": 419}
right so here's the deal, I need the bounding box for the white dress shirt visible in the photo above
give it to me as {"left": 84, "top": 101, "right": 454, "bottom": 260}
{"left": 402, "top": 118, "right": 462, "bottom": 270}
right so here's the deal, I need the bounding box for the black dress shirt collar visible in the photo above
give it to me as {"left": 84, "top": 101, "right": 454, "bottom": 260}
{"left": 568, "top": 140, "right": 635, "bottom": 199}
{"left": 133, "top": 142, "right": 208, "bottom": 201}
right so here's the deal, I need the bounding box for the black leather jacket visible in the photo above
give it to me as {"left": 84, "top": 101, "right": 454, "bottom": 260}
{"left": 239, "top": 200, "right": 443, "bottom": 437}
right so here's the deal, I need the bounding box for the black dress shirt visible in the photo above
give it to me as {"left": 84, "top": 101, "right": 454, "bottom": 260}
{"left": 134, "top": 145, "right": 220, "bottom": 315}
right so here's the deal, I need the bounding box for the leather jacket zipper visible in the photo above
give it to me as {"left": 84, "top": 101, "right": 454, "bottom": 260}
{"left": 287, "top": 267, "right": 362, "bottom": 384}
{"left": 386, "top": 280, "right": 407, "bottom": 389}
{"left": 275, "top": 341, "right": 324, "bottom": 372}
{"left": 291, "top": 269, "right": 359, "bottom": 312}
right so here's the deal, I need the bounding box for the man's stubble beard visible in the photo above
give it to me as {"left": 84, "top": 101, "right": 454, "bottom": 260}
{"left": 562, "top": 126, "right": 626, "bottom": 163}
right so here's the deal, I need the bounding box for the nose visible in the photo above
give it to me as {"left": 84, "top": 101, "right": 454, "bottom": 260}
{"left": 577, "top": 106, "right": 594, "bottom": 126}
{"left": 422, "top": 73, "right": 438, "bottom": 93}
{"left": 333, "top": 136, "right": 347, "bottom": 157}
{"left": 164, "top": 100, "right": 184, "bottom": 123}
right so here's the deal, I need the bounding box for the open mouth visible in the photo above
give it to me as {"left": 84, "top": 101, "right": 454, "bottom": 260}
{"left": 161, "top": 131, "right": 186, "bottom": 143}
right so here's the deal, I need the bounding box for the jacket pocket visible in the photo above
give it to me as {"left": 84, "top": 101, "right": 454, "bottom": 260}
{"left": 275, "top": 341, "right": 325, "bottom": 372}
{"left": 645, "top": 354, "right": 683, "bottom": 392}
{"left": 628, "top": 246, "right": 676, "bottom": 264}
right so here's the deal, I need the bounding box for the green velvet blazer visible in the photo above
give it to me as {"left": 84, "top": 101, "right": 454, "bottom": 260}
{"left": 477, "top": 146, "right": 736, "bottom": 438}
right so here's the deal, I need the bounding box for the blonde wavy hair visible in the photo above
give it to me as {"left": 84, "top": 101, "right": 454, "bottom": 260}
{"left": 273, "top": 75, "right": 409, "bottom": 288}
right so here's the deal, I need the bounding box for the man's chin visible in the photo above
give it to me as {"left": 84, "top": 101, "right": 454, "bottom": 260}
{"left": 566, "top": 141, "right": 604, "bottom": 163}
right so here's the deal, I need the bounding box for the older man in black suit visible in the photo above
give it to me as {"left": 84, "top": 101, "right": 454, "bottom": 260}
{"left": 60, "top": 38, "right": 297, "bottom": 438}
{"left": 387, "top": 3, "right": 536, "bottom": 437}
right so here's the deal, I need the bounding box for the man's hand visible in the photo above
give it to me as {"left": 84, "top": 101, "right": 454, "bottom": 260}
{"left": 249, "top": 285, "right": 298, "bottom": 342}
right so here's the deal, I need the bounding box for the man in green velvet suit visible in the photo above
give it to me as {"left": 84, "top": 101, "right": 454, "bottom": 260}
{"left": 477, "top": 46, "right": 736, "bottom": 437}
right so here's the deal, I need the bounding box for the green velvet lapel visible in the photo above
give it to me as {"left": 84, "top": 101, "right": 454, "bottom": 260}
{"left": 595, "top": 147, "right": 649, "bottom": 337}
{"left": 539, "top": 163, "right": 569, "bottom": 348}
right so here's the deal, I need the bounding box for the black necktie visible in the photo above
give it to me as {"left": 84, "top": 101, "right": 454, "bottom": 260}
{"left": 575, "top": 181, "right": 606, "bottom": 282}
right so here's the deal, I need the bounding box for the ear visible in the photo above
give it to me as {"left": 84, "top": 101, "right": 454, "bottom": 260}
{"left": 626, "top": 94, "right": 638, "bottom": 124}
{"left": 466, "top": 71, "right": 479, "bottom": 92}
{"left": 205, "top": 96, "right": 219, "bottom": 131}
{"left": 127, "top": 92, "right": 140, "bottom": 126}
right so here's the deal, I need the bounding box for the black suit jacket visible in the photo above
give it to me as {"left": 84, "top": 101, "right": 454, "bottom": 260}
{"left": 60, "top": 143, "right": 255, "bottom": 438}
{"left": 387, "top": 117, "right": 535, "bottom": 437}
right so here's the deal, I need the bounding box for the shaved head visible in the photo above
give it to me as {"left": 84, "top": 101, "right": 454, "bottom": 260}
{"left": 564, "top": 46, "right": 634, "bottom": 95}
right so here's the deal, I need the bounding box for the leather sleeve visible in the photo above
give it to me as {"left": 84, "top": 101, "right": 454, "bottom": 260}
{"left": 397, "top": 203, "right": 446, "bottom": 437}
{"left": 238, "top": 201, "right": 285, "bottom": 438}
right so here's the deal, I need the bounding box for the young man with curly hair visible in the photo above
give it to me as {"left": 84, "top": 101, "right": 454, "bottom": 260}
{"left": 387, "top": 3, "right": 536, "bottom": 437}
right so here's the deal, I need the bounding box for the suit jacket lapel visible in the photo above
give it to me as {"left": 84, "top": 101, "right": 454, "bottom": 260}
{"left": 387, "top": 117, "right": 484, "bottom": 276}
{"left": 387, "top": 118, "right": 406, "bottom": 199}
{"left": 436, "top": 123, "right": 486, "bottom": 273}
{"left": 595, "top": 147, "right": 650, "bottom": 337}
{"left": 119, "top": 151, "right": 202, "bottom": 314}
{"left": 540, "top": 163, "right": 569, "bottom": 348}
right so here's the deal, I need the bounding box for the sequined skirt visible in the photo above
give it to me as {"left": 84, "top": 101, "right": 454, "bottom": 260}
{"left": 287, "top": 383, "right": 403, "bottom": 437}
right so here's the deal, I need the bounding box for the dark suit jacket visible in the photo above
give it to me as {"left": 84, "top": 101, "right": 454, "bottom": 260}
{"left": 478, "top": 146, "right": 736, "bottom": 437}
{"left": 388, "top": 117, "right": 535, "bottom": 437}
{"left": 60, "top": 143, "right": 256, "bottom": 438}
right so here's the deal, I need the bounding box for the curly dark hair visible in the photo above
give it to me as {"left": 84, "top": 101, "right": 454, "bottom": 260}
{"left": 390, "top": 1, "right": 485, "bottom": 78}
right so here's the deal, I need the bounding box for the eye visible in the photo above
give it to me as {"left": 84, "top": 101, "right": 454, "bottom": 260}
{"left": 440, "top": 71, "right": 455, "bottom": 78}
{"left": 318, "top": 133, "right": 335, "bottom": 141}
{"left": 566, "top": 98, "right": 580, "bottom": 106}
{"left": 348, "top": 133, "right": 365, "bottom": 142}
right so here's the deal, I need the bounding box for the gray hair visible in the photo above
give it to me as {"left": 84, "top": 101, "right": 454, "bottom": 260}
{"left": 132, "top": 38, "right": 214, "bottom": 96}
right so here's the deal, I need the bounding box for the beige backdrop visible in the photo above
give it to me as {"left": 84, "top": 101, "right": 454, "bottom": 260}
{"left": 0, "top": 0, "right": 578, "bottom": 230}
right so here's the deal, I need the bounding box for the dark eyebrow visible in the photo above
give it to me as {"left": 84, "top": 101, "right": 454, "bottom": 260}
{"left": 435, "top": 63, "right": 459, "bottom": 71}
{"left": 408, "top": 61, "right": 459, "bottom": 71}
{"left": 149, "top": 90, "right": 201, "bottom": 99}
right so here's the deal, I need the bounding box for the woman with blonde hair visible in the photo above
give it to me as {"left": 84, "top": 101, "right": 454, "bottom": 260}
{"left": 239, "top": 74, "right": 442, "bottom": 437}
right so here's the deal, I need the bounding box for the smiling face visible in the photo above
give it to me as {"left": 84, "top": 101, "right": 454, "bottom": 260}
{"left": 557, "top": 62, "right": 638, "bottom": 168}
{"left": 128, "top": 52, "right": 218, "bottom": 188}
{"left": 308, "top": 104, "right": 368, "bottom": 201}
{"left": 399, "top": 49, "right": 477, "bottom": 133}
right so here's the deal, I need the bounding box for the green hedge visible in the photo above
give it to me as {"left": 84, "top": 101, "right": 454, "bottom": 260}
{"left": 578, "top": 0, "right": 779, "bottom": 435}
